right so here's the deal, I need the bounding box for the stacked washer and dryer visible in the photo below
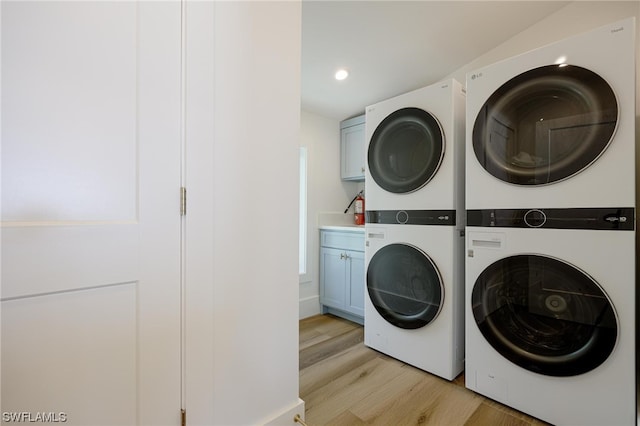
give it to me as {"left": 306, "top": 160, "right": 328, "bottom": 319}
{"left": 464, "top": 18, "right": 636, "bottom": 426}
{"left": 364, "top": 80, "right": 466, "bottom": 380}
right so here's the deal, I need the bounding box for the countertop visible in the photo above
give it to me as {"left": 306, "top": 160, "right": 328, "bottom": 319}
{"left": 318, "top": 225, "right": 365, "bottom": 233}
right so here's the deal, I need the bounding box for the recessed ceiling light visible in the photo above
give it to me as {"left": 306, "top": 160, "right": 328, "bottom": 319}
{"left": 335, "top": 69, "right": 349, "bottom": 81}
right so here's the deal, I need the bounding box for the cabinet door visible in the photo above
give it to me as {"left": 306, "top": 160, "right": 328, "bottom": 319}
{"left": 346, "top": 250, "right": 365, "bottom": 316}
{"left": 341, "top": 123, "right": 366, "bottom": 180}
{"left": 320, "top": 247, "right": 347, "bottom": 309}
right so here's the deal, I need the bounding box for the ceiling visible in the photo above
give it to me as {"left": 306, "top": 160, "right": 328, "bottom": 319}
{"left": 301, "top": 1, "right": 570, "bottom": 121}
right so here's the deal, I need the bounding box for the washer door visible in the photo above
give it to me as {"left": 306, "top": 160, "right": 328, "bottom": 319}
{"left": 367, "top": 243, "right": 443, "bottom": 329}
{"left": 472, "top": 254, "right": 618, "bottom": 376}
{"left": 473, "top": 65, "right": 617, "bottom": 185}
{"left": 368, "top": 107, "right": 444, "bottom": 193}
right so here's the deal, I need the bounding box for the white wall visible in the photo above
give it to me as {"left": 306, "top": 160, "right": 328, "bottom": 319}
{"left": 185, "top": 2, "right": 304, "bottom": 425}
{"left": 299, "top": 111, "right": 364, "bottom": 319}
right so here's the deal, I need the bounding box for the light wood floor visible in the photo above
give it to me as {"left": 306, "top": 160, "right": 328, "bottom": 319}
{"left": 299, "top": 314, "right": 551, "bottom": 426}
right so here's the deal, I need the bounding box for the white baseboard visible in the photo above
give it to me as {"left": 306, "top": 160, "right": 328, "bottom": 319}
{"left": 263, "top": 398, "right": 305, "bottom": 425}
{"left": 299, "top": 296, "right": 320, "bottom": 319}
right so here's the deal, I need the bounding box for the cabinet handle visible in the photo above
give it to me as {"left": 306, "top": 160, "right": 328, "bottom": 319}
{"left": 361, "top": 167, "right": 365, "bottom": 173}
{"left": 340, "top": 253, "right": 346, "bottom": 260}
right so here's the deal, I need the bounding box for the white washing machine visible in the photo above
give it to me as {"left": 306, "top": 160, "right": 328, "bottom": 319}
{"left": 466, "top": 17, "right": 636, "bottom": 210}
{"left": 364, "top": 222, "right": 464, "bottom": 380}
{"left": 364, "top": 79, "right": 465, "bottom": 380}
{"left": 465, "top": 207, "right": 635, "bottom": 425}
{"left": 365, "top": 79, "right": 465, "bottom": 221}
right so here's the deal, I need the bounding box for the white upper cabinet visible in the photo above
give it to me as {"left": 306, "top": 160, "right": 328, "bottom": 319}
{"left": 340, "top": 114, "right": 366, "bottom": 181}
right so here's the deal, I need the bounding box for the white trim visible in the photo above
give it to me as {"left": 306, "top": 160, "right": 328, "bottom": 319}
{"left": 262, "top": 398, "right": 305, "bottom": 426}
{"left": 299, "top": 296, "right": 320, "bottom": 319}
{"left": 299, "top": 147, "right": 308, "bottom": 278}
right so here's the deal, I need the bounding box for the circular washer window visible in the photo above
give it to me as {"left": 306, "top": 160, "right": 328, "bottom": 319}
{"left": 473, "top": 65, "right": 618, "bottom": 185}
{"left": 367, "top": 243, "right": 443, "bottom": 329}
{"left": 368, "top": 107, "right": 444, "bottom": 193}
{"left": 472, "top": 254, "right": 618, "bottom": 377}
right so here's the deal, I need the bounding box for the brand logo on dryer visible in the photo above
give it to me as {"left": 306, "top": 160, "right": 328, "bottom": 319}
{"left": 605, "top": 215, "right": 627, "bottom": 223}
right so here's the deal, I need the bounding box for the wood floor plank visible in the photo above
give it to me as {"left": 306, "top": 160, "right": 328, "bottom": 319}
{"left": 300, "top": 343, "right": 379, "bottom": 397}
{"left": 299, "top": 315, "right": 549, "bottom": 426}
{"left": 322, "top": 409, "right": 366, "bottom": 426}
{"left": 299, "top": 314, "right": 360, "bottom": 351}
{"left": 299, "top": 316, "right": 333, "bottom": 346}
{"left": 299, "top": 328, "right": 324, "bottom": 349}
{"left": 481, "top": 398, "right": 549, "bottom": 425}
{"left": 464, "top": 402, "right": 531, "bottom": 426}
{"left": 347, "top": 363, "right": 439, "bottom": 422}
{"left": 301, "top": 313, "right": 358, "bottom": 337}
{"left": 303, "top": 356, "right": 407, "bottom": 425}
{"left": 356, "top": 368, "right": 484, "bottom": 425}
{"left": 299, "top": 327, "right": 364, "bottom": 370}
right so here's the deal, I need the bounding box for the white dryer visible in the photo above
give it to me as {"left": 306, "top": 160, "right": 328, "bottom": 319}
{"left": 364, "top": 222, "right": 464, "bottom": 380}
{"left": 465, "top": 208, "right": 635, "bottom": 425}
{"left": 466, "top": 17, "right": 636, "bottom": 210}
{"left": 365, "top": 79, "right": 465, "bottom": 219}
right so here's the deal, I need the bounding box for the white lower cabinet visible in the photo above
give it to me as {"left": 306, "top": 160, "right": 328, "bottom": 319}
{"left": 319, "top": 229, "right": 365, "bottom": 324}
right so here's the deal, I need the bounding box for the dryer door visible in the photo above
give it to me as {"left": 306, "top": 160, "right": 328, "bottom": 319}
{"left": 368, "top": 107, "right": 444, "bottom": 193}
{"left": 473, "top": 65, "right": 617, "bottom": 185}
{"left": 472, "top": 254, "right": 617, "bottom": 376}
{"left": 367, "top": 243, "right": 443, "bottom": 329}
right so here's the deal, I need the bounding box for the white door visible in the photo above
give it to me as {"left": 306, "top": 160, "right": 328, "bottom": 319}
{"left": 1, "top": 2, "right": 182, "bottom": 425}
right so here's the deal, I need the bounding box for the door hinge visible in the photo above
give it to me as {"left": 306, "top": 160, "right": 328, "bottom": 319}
{"left": 180, "top": 187, "right": 187, "bottom": 216}
{"left": 181, "top": 409, "right": 186, "bottom": 426}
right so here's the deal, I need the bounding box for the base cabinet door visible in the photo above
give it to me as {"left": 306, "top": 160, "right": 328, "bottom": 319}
{"left": 319, "top": 230, "right": 364, "bottom": 323}
{"left": 346, "top": 250, "right": 365, "bottom": 316}
{"left": 320, "top": 247, "right": 348, "bottom": 308}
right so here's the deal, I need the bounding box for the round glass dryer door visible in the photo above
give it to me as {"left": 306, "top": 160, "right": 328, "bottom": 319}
{"left": 368, "top": 107, "right": 444, "bottom": 193}
{"left": 472, "top": 254, "right": 618, "bottom": 377}
{"left": 367, "top": 243, "right": 443, "bottom": 329}
{"left": 473, "top": 65, "right": 618, "bottom": 185}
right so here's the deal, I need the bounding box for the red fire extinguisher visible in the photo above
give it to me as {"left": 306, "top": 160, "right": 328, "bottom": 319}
{"left": 354, "top": 192, "right": 365, "bottom": 225}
